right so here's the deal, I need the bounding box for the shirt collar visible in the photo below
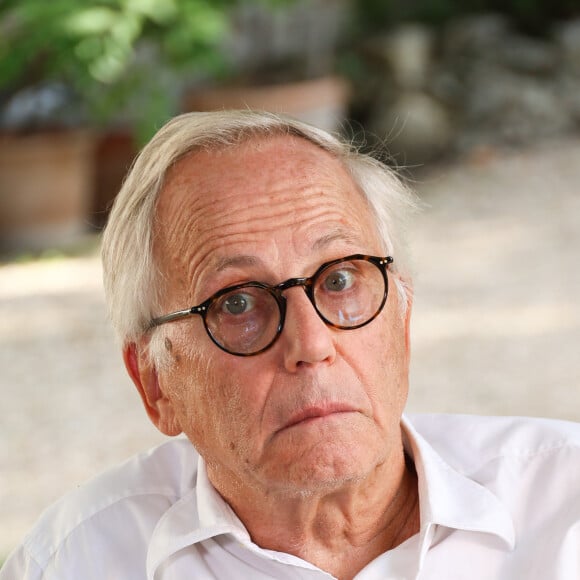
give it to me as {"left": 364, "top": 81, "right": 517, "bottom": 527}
{"left": 147, "top": 454, "right": 250, "bottom": 578}
{"left": 196, "top": 458, "right": 250, "bottom": 535}
{"left": 401, "top": 415, "right": 515, "bottom": 549}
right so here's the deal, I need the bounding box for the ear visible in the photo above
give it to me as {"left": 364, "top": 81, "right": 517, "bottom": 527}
{"left": 123, "top": 341, "right": 182, "bottom": 436}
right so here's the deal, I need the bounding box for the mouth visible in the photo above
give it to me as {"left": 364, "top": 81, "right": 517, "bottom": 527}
{"left": 281, "top": 404, "right": 358, "bottom": 431}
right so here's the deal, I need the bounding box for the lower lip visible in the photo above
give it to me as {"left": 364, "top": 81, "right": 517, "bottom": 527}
{"left": 287, "top": 411, "right": 354, "bottom": 429}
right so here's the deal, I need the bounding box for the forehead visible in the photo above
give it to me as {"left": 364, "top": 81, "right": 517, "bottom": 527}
{"left": 154, "top": 135, "right": 380, "bottom": 290}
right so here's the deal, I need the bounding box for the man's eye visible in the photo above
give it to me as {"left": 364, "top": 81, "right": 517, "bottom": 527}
{"left": 222, "top": 293, "right": 255, "bottom": 315}
{"left": 323, "top": 270, "right": 355, "bottom": 292}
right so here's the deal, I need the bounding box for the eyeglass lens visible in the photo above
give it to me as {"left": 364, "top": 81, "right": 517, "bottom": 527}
{"left": 204, "top": 257, "right": 387, "bottom": 356}
{"left": 207, "top": 285, "right": 281, "bottom": 355}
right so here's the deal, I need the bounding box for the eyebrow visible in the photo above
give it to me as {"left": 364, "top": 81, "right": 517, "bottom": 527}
{"left": 214, "top": 254, "right": 263, "bottom": 272}
{"left": 312, "top": 229, "right": 363, "bottom": 251}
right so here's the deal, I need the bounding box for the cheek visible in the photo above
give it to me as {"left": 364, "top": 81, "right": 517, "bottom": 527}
{"left": 343, "top": 314, "right": 410, "bottom": 413}
{"left": 160, "top": 338, "right": 225, "bottom": 437}
{"left": 164, "top": 337, "right": 271, "bottom": 450}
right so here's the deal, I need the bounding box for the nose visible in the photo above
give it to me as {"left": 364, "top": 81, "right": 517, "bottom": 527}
{"left": 279, "top": 286, "right": 336, "bottom": 372}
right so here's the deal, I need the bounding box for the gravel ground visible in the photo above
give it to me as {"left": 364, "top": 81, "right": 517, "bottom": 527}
{"left": 1, "top": 137, "right": 579, "bottom": 560}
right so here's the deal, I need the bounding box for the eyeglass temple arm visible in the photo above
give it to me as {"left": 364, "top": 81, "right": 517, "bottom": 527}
{"left": 150, "top": 306, "right": 203, "bottom": 328}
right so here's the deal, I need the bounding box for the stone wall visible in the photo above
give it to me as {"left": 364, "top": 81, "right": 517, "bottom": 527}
{"left": 360, "top": 14, "right": 580, "bottom": 164}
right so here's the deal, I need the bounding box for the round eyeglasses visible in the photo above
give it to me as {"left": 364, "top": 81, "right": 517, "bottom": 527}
{"left": 150, "top": 254, "right": 394, "bottom": 357}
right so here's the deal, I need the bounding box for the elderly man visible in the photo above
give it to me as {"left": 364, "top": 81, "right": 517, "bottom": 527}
{"left": 3, "top": 111, "right": 580, "bottom": 579}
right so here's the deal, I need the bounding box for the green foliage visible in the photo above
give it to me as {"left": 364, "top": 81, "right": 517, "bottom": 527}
{"left": 0, "top": 0, "right": 237, "bottom": 140}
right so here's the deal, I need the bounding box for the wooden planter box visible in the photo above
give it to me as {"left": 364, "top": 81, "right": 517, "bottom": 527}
{"left": 0, "top": 131, "right": 95, "bottom": 253}
{"left": 92, "top": 131, "right": 137, "bottom": 229}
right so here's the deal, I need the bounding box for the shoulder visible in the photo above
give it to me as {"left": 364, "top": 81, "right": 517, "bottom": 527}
{"left": 14, "top": 437, "right": 199, "bottom": 575}
{"left": 406, "top": 414, "right": 580, "bottom": 562}
{"left": 406, "top": 413, "right": 580, "bottom": 474}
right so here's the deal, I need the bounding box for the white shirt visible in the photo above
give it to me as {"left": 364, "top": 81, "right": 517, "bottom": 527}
{"left": 3, "top": 414, "right": 580, "bottom": 579}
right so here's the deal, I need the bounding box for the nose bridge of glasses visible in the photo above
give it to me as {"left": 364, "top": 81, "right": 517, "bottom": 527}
{"left": 274, "top": 276, "right": 318, "bottom": 314}
{"left": 276, "top": 276, "right": 312, "bottom": 294}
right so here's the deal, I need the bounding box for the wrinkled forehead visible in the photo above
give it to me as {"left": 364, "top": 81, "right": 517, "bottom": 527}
{"left": 152, "top": 135, "right": 379, "bottom": 286}
{"left": 159, "top": 133, "right": 356, "bottom": 203}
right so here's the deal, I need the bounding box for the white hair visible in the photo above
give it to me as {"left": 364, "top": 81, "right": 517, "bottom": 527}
{"left": 101, "top": 110, "right": 418, "bottom": 353}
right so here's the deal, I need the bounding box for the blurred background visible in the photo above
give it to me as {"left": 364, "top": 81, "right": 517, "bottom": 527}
{"left": 1, "top": 0, "right": 580, "bottom": 563}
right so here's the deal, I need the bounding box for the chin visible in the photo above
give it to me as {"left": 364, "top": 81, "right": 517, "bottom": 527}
{"left": 259, "top": 438, "right": 383, "bottom": 497}
{"left": 272, "top": 463, "right": 374, "bottom": 498}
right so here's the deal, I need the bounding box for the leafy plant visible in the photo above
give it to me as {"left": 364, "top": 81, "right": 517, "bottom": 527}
{"left": 0, "top": 0, "right": 236, "bottom": 141}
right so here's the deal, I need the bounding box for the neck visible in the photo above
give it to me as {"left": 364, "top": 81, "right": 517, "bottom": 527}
{"left": 208, "top": 449, "right": 420, "bottom": 580}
